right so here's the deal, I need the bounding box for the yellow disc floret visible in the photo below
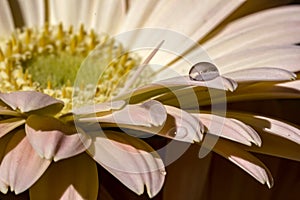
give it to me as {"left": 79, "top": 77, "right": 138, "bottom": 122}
{"left": 0, "top": 23, "right": 141, "bottom": 113}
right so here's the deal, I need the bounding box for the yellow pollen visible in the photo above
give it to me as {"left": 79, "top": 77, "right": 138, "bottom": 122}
{"left": 0, "top": 23, "right": 141, "bottom": 114}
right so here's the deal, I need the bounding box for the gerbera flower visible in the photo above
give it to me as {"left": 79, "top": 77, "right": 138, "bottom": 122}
{"left": 0, "top": 0, "right": 299, "bottom": 200}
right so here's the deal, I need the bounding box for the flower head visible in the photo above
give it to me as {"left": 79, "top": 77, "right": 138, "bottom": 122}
{"left": 0, "top": 0, "right": 299, "bottom": 199}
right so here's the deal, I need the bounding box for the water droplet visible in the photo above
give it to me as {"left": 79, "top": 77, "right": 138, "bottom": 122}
{"left": 160, "top": 170, "right": 167, "bottom": 176}
{"left": 167, "top": 127, "right": 188, "bottom": 139}
{"left": 189, "top": 62, "right": 219, "bottom": 81}
{"left": 167, "top": 127, "right": 177, "bottom": 137}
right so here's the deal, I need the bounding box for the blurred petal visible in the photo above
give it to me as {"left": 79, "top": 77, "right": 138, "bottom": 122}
{"left": 213, "top": 138, "right": 274, "bottom": 188}
{"left": 48, "top": 0, "right": 88, "bottom": 28}
{"left": 91, "top": 0, "right": 126, "bottom": 34}
{"left": 224, "top": 67, "right": 296, "bottom": 82}
{"left": 73, "top": 100, "right": 126, "bottom": 115}
{"left": 80, "top": 100, "right": 167, "bottom": 127}
{"left": 0, "top": 105, "right": 21, "bottom": 117}
{"left": 0, "top": 130, "right": 51, "bottom": 194}
{"left": 12, "top": 0, "right": 45, "bottom": 27}
{"left": 0, "top": 118, "right": 25, "bottom": 138}
{"left": 194, "top": 113, "right": 261, "bottom": 146}
{"left": 25, "top": 115, "right": 90, "bottom": 162}
{"left": 89, "top": 131, "right": 165, "bottom": 198}
{"left": 29, "top": 153, "right": 98, "bottom": 200}
{"left": 0, "top": 0, "right": 14, "bottom": 37}
{"left": 0, "top": 91, "right": 64, "bottom": 114}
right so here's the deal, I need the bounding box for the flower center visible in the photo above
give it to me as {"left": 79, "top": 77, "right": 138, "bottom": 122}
{"left": 0, "top": 23, "right": 140, "bottom": 113}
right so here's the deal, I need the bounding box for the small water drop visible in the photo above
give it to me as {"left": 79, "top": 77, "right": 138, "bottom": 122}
{"left": 166, "top": 127, "right": 188, "bottom": 139}
{"left": 160, "top": 170, "right": 167, "bottom": 176}
{"left": 167, "top": 127, "right": 177, "bottom": 138}
{"left": 189, "top": 62, "right": 220, "bottom": 81}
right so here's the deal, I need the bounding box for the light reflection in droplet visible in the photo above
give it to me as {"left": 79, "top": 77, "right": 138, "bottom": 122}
{"left": 189, "top": 62, "right": 219, "bottom": 81}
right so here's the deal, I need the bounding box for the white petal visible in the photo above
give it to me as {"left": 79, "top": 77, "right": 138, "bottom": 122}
{"left": 89, "top": 131, "right": 165, "bottom": 198}
{"left": 72, "top": 100, "right": 126, "bottom": 115}
{"left": 0, "top": 130, "right": 51, "bottom": 194}
{"left": 0, "top": 91, "right": 64, "bottom": 113}
{"left": 0, "top": 0, "right": 14, "bottom": 37}
{"left": 224, "top": 67, "right": 296, "bottom": 82}
{"left": 213, "top": 138, "right": 274, "bottom": 188}
{"left": 207, "top": 5, "right": 300, "bottom": 45}
{"left": 215, "top": 46, "right": 300, "bottom": 74}
{"left": 205, "top": 21, "right": 300, "bottom": 58}
{"left": 194, "top": 113, "right": 261, "bottom": 146}
{"left": 120, "top": 0, "right": 245, "bottom": 67}
{"left": 25, "top": 115, "right": 90, "bottom": 161}
{"left": 29, "top": 153, "right": 98, "bottom": 200}
{"left": 229, "top": 112, "right": 300, "bottom": 145}
{"left": 80, "top": 100, "right": 167, "bottom": 127}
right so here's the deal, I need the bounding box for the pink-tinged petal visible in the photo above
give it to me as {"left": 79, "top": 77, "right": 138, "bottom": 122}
{"left": 246, "top": 132, "right": 300, "bottom": 162}
{"left": 29, "top": 153, "right": 98, "bottom": 200}
{"left": 89, "top": 131, "right": 165, "bottom": 198}
{"left": 213, "top": 138, "right": 274, "bottom": 188}
{"left": 0, "top": 130, "right": 51, "bottom": 194}
{"left": 164, "top": 106, "right": 203, "bottom": 142}
{"left": 80, "top": 100, "right": 167, "bottom": 127}
{"left": 194, "top": 114, "right": 261, "bottom": 146}
{"left": 25, "top": 115, "right": 91, "bottom": 162}
{"left": 224, "top": 68, "right": 296, "bottom": 82}
{"left": 73, "top": 100, "right": 126, "bottom": 115}
{"left": 0, "top": 118, "right": 25, "bottom": 138}
{"left": 0, "top": 91, "right": 64, "bottom": 114}
{"left": 229, "top": 112, "right": 300, "bottom": 145}
{"left": 100, "top": 106, "right": 203, "bottom": 143}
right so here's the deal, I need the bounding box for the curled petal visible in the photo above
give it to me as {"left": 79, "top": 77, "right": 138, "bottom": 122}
{"left": 101, "top": 106, "right": 203, "bottom": 143}
{"left": 72, "top": 100, "right": 126, "bottom": 115}
{"left": 0, "top": 118, "right": 25, "bottom": 138}
{"left": 25, "top": 115, "right": 91, "bottom": 161}
{"left": 194, "top": 114, "right": 261, "bottom": 146}
{"left": 213, "top": 138, "right": 274, "bottom": 188}
{"left": 0, "top": 130, "right": 51, "bottom": 194}
{"left": 229, "top": 113, "right": 300, "bottom": 145}
{"left": 0, "top": 91, "right": 64, "bottom": 114}
{"left": 79, "top": 100, "right": 167, "bottom": 127}
{"left": 224, "top": 67, "right": 296, "bottom": 82}
{"left": 164, "top": 106, "right": 203, "bottom": 142}
{"left": 29, "top": 153, "right": 98, "bottom": 200}
{"left": 88, "top": 131, "right": 165, "bottom": 198}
